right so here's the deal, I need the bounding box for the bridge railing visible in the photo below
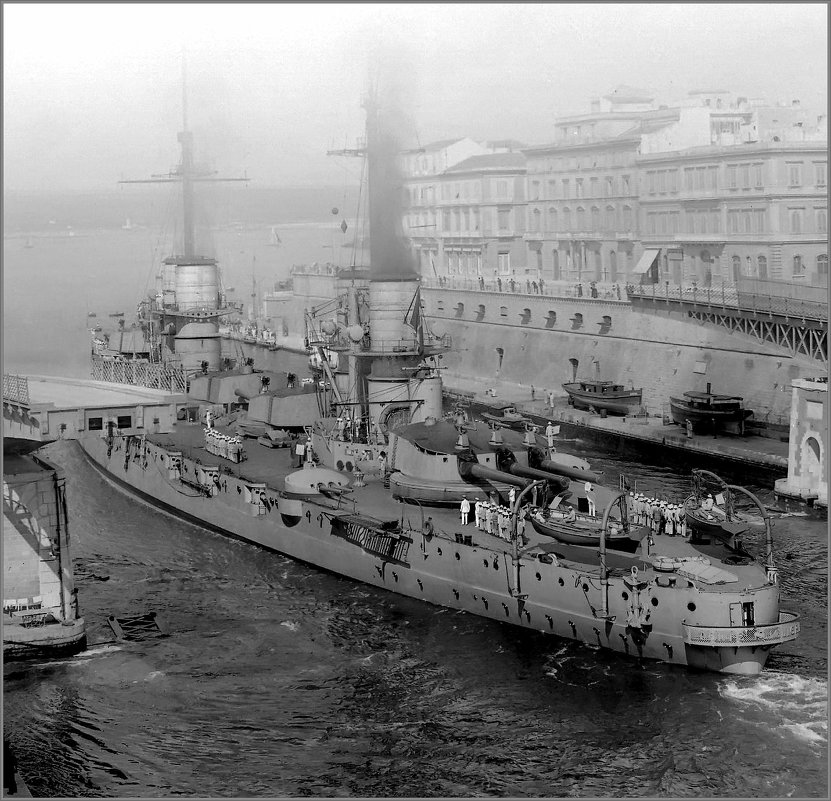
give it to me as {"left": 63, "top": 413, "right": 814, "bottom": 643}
{"left": 3, "top": 374, "right": 29, "bottom": 405}
{"left": 628, "top": 283, "right": 827, "bottom": 322}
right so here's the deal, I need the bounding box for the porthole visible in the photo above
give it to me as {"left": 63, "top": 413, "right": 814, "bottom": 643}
{"left": 455, "top": 552, "right": 461, "bottom": 560}
{"left": 687, "top": 602, "right": 696, "bottom": 612}
{"left": 535, "top": 572, "right": 542, "bottom": 581}
{"left": 622, "top": 591, "right": 629, "bottom": 600}
{"left": 558, "top": 577, "right": 564, "bottom": 586}
{"left": 345, "top": 461, "right": 353, "bottom": 472}
{"left": 651, "top": 597, "right": 658, "bottom": 606}
{"left": 493, "top": 561, "right": 499, "bottom": 570}
{"left": 582, "top": 583, "right": 589, "bottom": 592}
{"left": 437, "top": 548, "right": 442, "bottom": 556}
{"left": 336, "top": 460, "right": 344, "bottom": 470}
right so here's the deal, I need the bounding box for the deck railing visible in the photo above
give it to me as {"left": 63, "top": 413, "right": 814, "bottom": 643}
{"left": 90, "top": 358, "right": 187, "bottom": 394}
{"left": 682, "top": 611, "right": 800, "bottom": 646}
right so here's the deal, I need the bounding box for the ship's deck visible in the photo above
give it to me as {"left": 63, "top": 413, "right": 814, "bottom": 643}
{"left": 145, "top": 421, "right": 760, "bottom": 584}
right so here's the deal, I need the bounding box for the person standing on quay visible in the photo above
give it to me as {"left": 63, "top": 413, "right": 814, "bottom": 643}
{"left": 460, "top": 496, "right": 471, "bottom": 525}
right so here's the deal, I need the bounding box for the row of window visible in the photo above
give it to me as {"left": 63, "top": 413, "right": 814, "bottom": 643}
{"left": 644, "top": 161, "right": 827, "bottom": 194}
{"left": 429, "top": 245, "right": 828, "bottom": 285}
{"left": 430, "top": 207, "right": 518, "bottom": 235}
{"left": 530, "top": 150, "right": 635, "bottom": 172}
{"left": 501, "top": 204, "right": 828, "bottom": 237}
{"left": 788, "top": 207, "right": 827, "bottom": 235}
{"left": 530, "top": 175, "right": 632, "bottom": 201}
{"left": 88, "top": 415, "right": 132, "bottom": 430}
{"left": 529, "top": 205, "right": 634, "bottom": 234}
{"left": 410, "top": 161, "right": 827, "bottom": 206}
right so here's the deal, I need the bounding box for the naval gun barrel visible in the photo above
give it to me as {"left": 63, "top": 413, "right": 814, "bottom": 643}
{"left": 457, "top": 461, "right": 529, "bottom": 488}
{"left": 506, "top": 464, "right": 569, "bottom": 491}
{"left": 537, "top": 459, "right": 599, "bottom": 484}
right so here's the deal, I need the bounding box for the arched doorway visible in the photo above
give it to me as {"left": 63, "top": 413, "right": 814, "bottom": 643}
{"left": 802, "top": 435, "right": 822, "bottom": 479}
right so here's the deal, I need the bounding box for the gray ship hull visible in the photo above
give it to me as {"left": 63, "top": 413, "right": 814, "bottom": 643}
{"left": 78, "top": 432, "right": 798, "bottom": 675}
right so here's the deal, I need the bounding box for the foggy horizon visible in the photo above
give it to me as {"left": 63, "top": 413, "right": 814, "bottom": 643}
{"left": 3, "top": 3, "right": 828, "bottom": 195}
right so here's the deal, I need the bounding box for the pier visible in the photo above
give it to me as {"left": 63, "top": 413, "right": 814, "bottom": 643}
{"left": 443, "top": 376, "right": 793, "bottom": 484}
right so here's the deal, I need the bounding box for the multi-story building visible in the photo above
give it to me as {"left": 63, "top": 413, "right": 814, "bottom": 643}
{"left": 638, "top": 139, "right": 828, "bottom": 287}
{"left": 635, "top": 90, "right": 827, "bottom": 287}
{"left": 401, "top": 87, "right": 827, "bottom": 292}
{"left": 402, "top": 143, "right": 527, "bottom": 279}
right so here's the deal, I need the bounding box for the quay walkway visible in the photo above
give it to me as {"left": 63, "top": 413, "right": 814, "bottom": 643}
{"left": 442, "top": 375, "right": 789, "bottom": 479}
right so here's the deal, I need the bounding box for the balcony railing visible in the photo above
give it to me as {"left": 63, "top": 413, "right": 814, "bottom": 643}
{"left": 682, "top": 611, "right": 800, "bottom": 647}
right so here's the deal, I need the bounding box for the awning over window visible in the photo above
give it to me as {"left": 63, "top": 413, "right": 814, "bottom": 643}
{"left": 632, "top": 248, "right": 660, "bottom": 274}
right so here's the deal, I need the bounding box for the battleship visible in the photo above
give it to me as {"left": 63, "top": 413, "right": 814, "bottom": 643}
{"left": 79, "top": 90, "right": 799, "bottom": 675}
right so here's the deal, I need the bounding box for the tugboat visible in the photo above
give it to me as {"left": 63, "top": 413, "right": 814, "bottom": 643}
{"left": 78, "top": 89, "right": 799, "bottom": 675}
{"left": 562, "top": 379, "right": 643, "bottom": 415}
{"left": 670, "top": 383, "right": 753, "bottom": 435}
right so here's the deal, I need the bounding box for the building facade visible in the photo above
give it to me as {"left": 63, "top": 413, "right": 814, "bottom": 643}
{"left": 638, "top": 140, "right": 827, "bottom": 287}
{"left": 402, "top": 87, "right": 827, "bottom": 293}
{"left": 403, "top": 149, "right": 527, "bottom": 280}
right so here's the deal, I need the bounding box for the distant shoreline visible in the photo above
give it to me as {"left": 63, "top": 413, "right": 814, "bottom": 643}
{"left": 3, "top": 184, "right": 361, "bottom": 232}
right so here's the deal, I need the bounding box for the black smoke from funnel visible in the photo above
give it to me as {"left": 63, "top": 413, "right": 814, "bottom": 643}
{"left": 365, "top": 80, "right": 419, "bottom": 282}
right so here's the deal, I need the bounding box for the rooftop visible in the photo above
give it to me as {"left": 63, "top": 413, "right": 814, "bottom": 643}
{"left": 445, "top": 152, "right": 526, "bottom": 174}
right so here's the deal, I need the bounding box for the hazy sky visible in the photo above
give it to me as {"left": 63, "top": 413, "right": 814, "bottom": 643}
{"left": 3, "top": 3, "right": 827, "bottom": 192}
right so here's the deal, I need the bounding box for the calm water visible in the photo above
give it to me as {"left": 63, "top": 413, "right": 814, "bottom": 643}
{"left": 3, "top": 201, "right": 352, "bottom": 379}
{"left": 3, "top": 207, "right": 829, "bottom": 797}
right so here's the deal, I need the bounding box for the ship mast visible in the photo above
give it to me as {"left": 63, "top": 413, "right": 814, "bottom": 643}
{"left": 117, "top": 51, "right": 250, "bottom": 376}
{"left": 119, "top": 51, "right": 249, "bottom": 259}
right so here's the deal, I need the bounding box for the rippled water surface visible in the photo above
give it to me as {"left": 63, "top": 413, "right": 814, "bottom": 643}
{"left": 4, "top": 438, "right": 827, "bottom": 798}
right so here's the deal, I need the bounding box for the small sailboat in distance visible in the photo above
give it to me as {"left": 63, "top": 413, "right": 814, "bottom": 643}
{"left": 268, "top": 226, "right": 282, "bottom": 246}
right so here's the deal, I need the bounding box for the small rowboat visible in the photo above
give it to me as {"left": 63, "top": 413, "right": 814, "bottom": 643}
{"left": 684, "top": 499, "right": 749, "bottom": 542}
{"left": 528, "top": 511, "right": 641, "bottom": 553}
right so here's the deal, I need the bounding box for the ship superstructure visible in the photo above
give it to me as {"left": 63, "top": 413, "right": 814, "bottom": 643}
{"left": 91, "top": 61, "right": 248, "bottom": 392}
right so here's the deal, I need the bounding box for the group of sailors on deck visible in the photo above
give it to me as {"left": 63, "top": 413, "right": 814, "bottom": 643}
{"left": 629, "top": 492, "right": 687, "bottom": 537}
{"left": 460, "top": 497, "right": 528, "bottom": 542}
{"left": 204, "top": 428, "right": 245, "bottom": 463}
